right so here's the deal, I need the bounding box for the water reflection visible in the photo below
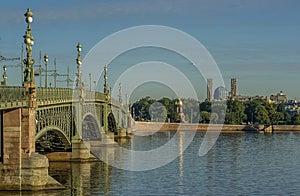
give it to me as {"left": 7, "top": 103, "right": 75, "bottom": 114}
{"left": 178, "top": 132, "right": 184, "bottom": 194}
{"left": 1, "top": 132, "right": 300, "bottom": 195}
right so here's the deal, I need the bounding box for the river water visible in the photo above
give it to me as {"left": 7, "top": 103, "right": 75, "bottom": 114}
{"left": 3, "top": 132, "right": 300, "bottom": 195}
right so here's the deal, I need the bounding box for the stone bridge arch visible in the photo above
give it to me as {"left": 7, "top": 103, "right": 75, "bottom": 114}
{"left": 108, "top": 112, "right": 117, "bottom": 133}
{"left": 35, "top": 126, "right": 71, "bottom": 152}
{"left": 82, "top": 113, "right": 102, "bottom": 141}
{"left": 109, "top": 104, "right": 130, "bottom": 134}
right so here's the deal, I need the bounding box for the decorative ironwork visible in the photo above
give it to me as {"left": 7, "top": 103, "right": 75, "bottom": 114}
{"left": 36, "top": 105, "right": 74, "bottom": 143}
{"left": 0, "top": 86, "right": 26, "bottom": 102}
{"left": 36, "top": 87, "right": 74, "bottom": 102}
{"left": 0, "top": 83, "right": 129, "bottom": 150}
{"left": 82, "top": 115, "right": 101, "bottom": 141}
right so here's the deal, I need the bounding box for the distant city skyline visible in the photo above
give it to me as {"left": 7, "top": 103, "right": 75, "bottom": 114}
{"left": 0, "top": 0, "right": 299, "bottom": 100}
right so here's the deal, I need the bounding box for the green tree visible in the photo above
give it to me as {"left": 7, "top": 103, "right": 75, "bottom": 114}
{"left": 210, "top": 113, "right": 219, "bottom": 124}
{"left": 292, "top": 114, "right": 300, "bottom": 125}
{"left": 158, "top": 97, "right": 175, "bottom": 122}
{"left": 199, "top": 111, "right": 210, "bottom": 123}
{"left": 200, "top": 101, "right": 211, "bottom": 113}
{"left": 254, "top": 104, "right": 270, "bottom": 124}
{"left": 271, "top": 112, "right": 284, "bottom": 124}
{"left": 182, "top": 98, "right": 200, "bottom": 123}
{"left": 225, "top": 100, "right": 246, "bottom": 124}
{"left": 273, "top": 103, "right": 288, "bottom": 124}
{"left": 245, "top": 100, "right": 257, "bottom": 124}
{"left": 263, "top": 102, "right": 276, "bottom": 123}
{"left": 149, "top": 103, "right": 167, "bottom": 122}
{"left": 276, "top": 103, "right": 285, "bottom": 113}
{"left": 132, "top": 96, "right": 156, "bottom": 121}
{"left": 244, "top": 99, "right": 264, "bottom": 124}
{"left": 284, "top": 112, "right": 291, "bottom": 124}
{"left": 210, "top": 101, "right": 226, "bottom": 124}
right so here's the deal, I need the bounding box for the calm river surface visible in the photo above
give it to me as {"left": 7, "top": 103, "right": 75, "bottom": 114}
{"left": 4, "top": 132, "right": 300, "bottom": 195}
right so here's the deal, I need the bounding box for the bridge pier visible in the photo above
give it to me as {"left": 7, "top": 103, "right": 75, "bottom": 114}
{"left": 71, "top": 139, "right": 92, "bottom": 160}
{"left": 116, "top": 128, "right": 128, "bottom": 138}
{"left": 0, "top": 108, "right": 63, "bottom": 190}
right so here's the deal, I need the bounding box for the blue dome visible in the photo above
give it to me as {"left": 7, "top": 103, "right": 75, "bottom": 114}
{"left": 214, "top": 86, "right": 227, "bottom": 100}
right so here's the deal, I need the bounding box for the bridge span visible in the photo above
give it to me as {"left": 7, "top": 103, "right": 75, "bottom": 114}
{"left": 0, "top": 86, "right": 130, "bottom": 151}
{"left": 0, "top": 85, "right": 131, "bottom": 190}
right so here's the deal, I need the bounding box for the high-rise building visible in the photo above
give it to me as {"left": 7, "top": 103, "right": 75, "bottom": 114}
{"left": 207, "top": 78, "right": 213, "bottom": 102}
{"left": 231, "top": 78, "right": 237, "bottom": 97}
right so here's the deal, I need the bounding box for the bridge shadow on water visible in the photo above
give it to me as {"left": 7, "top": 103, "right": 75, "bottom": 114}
{"left": 0, "top": 160, "right": 113, "bottom": 196}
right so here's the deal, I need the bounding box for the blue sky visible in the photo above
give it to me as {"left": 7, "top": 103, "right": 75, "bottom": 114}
{"left": 0, "top": 0, "right": 300, "bottom": 100}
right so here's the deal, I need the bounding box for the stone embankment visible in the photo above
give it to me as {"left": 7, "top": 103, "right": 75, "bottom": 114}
{"left": 132, "top": 122, "right": 300, "bottom": 132}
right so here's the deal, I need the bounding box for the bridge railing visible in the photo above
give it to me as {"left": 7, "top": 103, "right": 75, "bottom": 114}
{"left": 36, "top": 87, "right": 74, "bottom": 102}
{"left": 0, "top": 86, "right": 26, "bottom": 102}
{"left": 36, "top": 88, "right": 108, "bottom": 103}
{"left": 84, "top": 91, "right": 108, "bottom": 101}
{"left": 110, "top": 98, "right": 124, "bottom": 109}
{"left": 35, "top": 87, "right": 126, "bottom": 112}
{"left": 95, "top": 91, "right": 107, "bottom": 101}
{"left": 85, "top": 90, "right": 95, "bottom": 101}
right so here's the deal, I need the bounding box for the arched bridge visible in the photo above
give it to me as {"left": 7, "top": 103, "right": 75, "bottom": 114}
{"left": 0, "top": 86, "right": 130, "bottom": 152}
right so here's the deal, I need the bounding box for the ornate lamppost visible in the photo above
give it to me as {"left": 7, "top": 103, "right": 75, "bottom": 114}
{"left": 44, "top": 54, "right": 48, "bottom": 87}
{"left": 3, "top": 65, "right": 7, "bottom": 86}
{"left": 53, "top": 58, "right": 57, "bottom": 88}
{"left": 89, "top": 73, "right": 92, "bottom": 91}
{"left": 103, "top": 65, "right": 109, "bottom": 133}
{"left": 76, "top": 43, "right": 82, "bottom": 88}
{"left": 23, "top": 8, "right": 35, "bottom": 86}
{"left": 119, "top": 82, "right": 122, "bottom": 104}
{"left": 104, "top": 65, "right": 108, "bottom": 94}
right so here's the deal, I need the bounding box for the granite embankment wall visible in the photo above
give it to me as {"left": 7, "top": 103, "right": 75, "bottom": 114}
{"left": 272, "top": 125, "right": 300, "bottom": 131}
{"left": 132, "top": 122, "right": 300, "bottom": 132}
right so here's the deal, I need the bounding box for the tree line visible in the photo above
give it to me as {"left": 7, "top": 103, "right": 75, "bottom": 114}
{"left": 131, "top": 96, "right": 300, "bottom": 125}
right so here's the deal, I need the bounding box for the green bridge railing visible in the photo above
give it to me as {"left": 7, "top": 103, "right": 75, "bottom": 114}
{"left": 36, "top": 87, "right": 74, "bottom": 102}
{"left": 0, "top": 86, "right": 123, "bottom": 109}
{"left": 0, "top": 86, "right": 27, "bottom": 109}
{"left": 0, "top": 86, "right": 26, "bottom": 102}
{"left": 36, "top": 88, "right": 108, "bottom": 103}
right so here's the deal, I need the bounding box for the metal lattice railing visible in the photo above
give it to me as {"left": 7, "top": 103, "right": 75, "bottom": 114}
{"left": 36, "top": 88, "right": 109, "bottom": 104}
{"left": 0, "top": 86, "right": 125, "bottom": 112}
{"left": 0, "top": 86, "right": 26, "bottom": 102}
{"left": 95, "top": 91, "right": 107, "bottom": 101}
{"left": 36, "top": 87, "right": 74, "bottom": 102}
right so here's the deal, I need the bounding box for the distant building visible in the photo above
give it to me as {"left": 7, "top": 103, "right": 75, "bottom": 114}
{"left": 270, "top": 91, "right": 288, "bottom": 103}
{"left": 286, "top": 100, "right": 300, "bottom": 117}
{"left": 214, "top": 86, "right": 227, "bottom": 100}
{"left": 230, "top": 78, "right": 238, "bottom": 97}
{"left": 230, "top": 95, "right": 265, "bottom": 102}
{"left": 175, "top": 97, "right": 186, "bottom": 123}
{"left": 207, "top": 78, "right": 213, "bottom": 102}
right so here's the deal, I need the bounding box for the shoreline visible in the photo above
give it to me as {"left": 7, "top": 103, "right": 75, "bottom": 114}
{"left": 43, "top": 123, "right": 300, "bottom": 162}
{"left": 132, "top": 121, "right": 300, "bottom": 132}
